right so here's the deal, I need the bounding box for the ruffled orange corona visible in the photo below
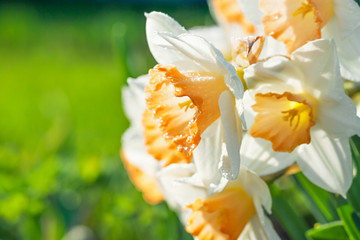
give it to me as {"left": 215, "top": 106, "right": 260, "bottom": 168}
{"left": 143, "top": 109, "right": 190, "bottom": 167}
{"left": 145, "top": 65, "right": 228, "bottom": 158}
{"left": 186, "top": 186, "right": 256, "bottom": 240}
{"left": 250, "top": 92, "right": 316, "bottom": 152}
{"left": 213, "top": 0, "right": 256, "bottom": 34}
{"left": 260, "top": 0, "right": 334, "bottom": 53}
{"left": 120, "top": 150, "right": 164, "bottom": 204}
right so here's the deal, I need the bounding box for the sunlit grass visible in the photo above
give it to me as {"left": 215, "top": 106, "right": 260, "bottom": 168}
{"left": 0, "top": 3, "right": 211, "bottom": 239}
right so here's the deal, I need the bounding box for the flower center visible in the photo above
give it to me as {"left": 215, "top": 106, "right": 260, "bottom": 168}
{"left": 250, "top": 92, "right": 316, "bottom": 152}
{"left": 186, "top": 186, "right": 255, "bottom": 240}
{"left": 145, "top": 65, "right": 228, "bottom": 159}
{"left": 292, "top": 0, "right": 314, "bottom": 18}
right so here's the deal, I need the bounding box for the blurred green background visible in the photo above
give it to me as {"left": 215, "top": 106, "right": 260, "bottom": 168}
{"left": 0, "top": 2, "right": 213, "bottom": 239}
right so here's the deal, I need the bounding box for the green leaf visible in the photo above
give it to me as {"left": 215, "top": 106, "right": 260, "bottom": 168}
{"left": 348, "top": 136, "right": 360, "bottom": 213}
{"left": 336, "top": 196, "right": 360, "bottom": 240}
{"left": 306, "top": 221, "right": 348, "bottom": 240}
{"left": 270, "top": 184, "right": 308, "bottom": 240}
{"left": 295, "top": 172, "right": 338, "bottom": 222}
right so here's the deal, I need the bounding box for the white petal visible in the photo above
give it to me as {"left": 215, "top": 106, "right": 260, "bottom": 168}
{"left": 189, "top": 25, "right": 231, "bottom": 58}
{"left": 157, "top": 31, "right": 244, "bottom": 108}
{"left": 236, "top": 0, "right": 264, "bottom": 32}
{"left": 240, "top": 133, "right": 296, "bottom": 176}
{"left": 239, "top": 214, "right": 280, "bottom": 240}
{"left": 157, "top": 163, "right": 208, "bottom": 210}
{"left": 122, "top": 75, "right": 149, "bottom": 126}
{"left": 219, "top": 90, "right": 242, "bottom": 180}
{"left": 292, "top": 39, "right": 343, "bottom": 98}
{"left": 146, "top": 12, "right": 244, "bottom": 114}
{"left": 145, "top": 11, "right": 186, "bottom": 66}
{"left": 317, "top": 94, "right": 360, "bottom": 138}
{"left": 236, "top": 167, "right": 272, "bottom": 213}
{"left": 323, "top": 18, "right": 360, "bottom": 82}
{"left": 330, "top": 0, "right": 360, "bottom": 39}
{"left": 296, "top": 127, "right": 353, "bottom": 196}
{"left": 121, "top": 127, "right": 159, "bottom": 176}
{"left": 244, "top": 56, "right": 302, "bottom": 92}
{"left": 258, "top": 36, "right": 288, "bottom": 60}
{"left": 193, "top": 119, "right": 223, "bottom": 187}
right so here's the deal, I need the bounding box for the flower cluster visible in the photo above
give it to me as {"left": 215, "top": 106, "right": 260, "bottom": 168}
{"left": 121, "top": 0, "right": 360, "bottom": 239}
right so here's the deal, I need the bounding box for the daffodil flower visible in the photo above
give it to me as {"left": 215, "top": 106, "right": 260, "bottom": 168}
{"left": 145, "top": 11, "right": 244, "bottom": 178}
{"left": 155, "top": 116, "right": 282, "bottom": 239}
{"left": 208, "top": 0, "right": 257, "bottom": 41}
{"left": 157, "top": 162, "right": 280, "bottom": 240}
{"left": 121, "top": 75, "right": 164, "bottom": 204}
{"left": 243, "top": 39, "right": 360, "bottom": 195}
{"left": 237, "top": 0, "right": 360, "bottom": 81}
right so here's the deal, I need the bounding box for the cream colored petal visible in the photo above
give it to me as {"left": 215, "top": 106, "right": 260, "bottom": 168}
{"left": 317, "top": 94, "right": 360, "bottom": 138}
{"left": 122, "top": 75, "right": 149, "bottom": 126}
{"left": 145, "top": 11, "right": 186, "bottom": 66}
{"left": 296, "top": 127, "right": 353, "bottom": 196}
{"left": 323, "top": 18, "right": 360, "bottom": 82}
{"left": 239, "top": 215, "right": 280, "bottom": 240}
{"left": 244, "top": 56, "right": 302, "bottom": 92}
{"left": 157, "top": 163, "right": 208, "bottom": 210}
{"left": 292, "top": 39, "right": 342, "bottom": 98}
{"left": 121, "top": 127, "right": 159, "bottom": 175}
{"left": 219, "top": 90, "right": 242, "bottom": 180}
{"left": 330, "top": 0, "right": 360, "bottom": 39}
{"left": 157, "top": 32, "right": 224, "bottom": 72}
{"left": 189, "top": 26, "right": 231, "bottom": 58}
{"left": 237, "top": 0, "right": 264, "bottom": 32}
{"left": 193, "top": 119, "right": 223, "bottom": 187}
{"left": 240, "top": 132, "right": 296, "bottom": 176}
{"left": 258, "top": 36, "right": 288, "bottom": 60}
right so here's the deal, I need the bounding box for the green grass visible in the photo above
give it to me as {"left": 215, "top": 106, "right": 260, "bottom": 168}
{"left": 0, "top": 3, "right": 211, "bottom": 239}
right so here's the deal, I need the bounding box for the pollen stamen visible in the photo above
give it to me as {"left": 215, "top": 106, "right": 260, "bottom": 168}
{"left": 292, "top": 0, "right": 314, "bottom": 18}
{"left": 178, "top": 99, "right": 195, "bottom": 111}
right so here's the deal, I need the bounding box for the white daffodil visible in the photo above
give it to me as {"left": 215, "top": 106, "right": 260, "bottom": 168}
{"left": 208, "top": 0, "right": 258, "bottom": 39}
{"left": 242, "top": 39, "right": 360, "bottom": 196}
{"left": 121, "top": 75, "right": 164, "bottom": 204}
{"left": 145, "top": 11, "right": 244, "bottom": 179}
{"left": 157, "top": 162, "right": 280, "bottom": 240}
{"left": 237, "top": 0, "right": 360, "bottom": 81}
{"left": 189, "top": 25, "right": 231, "bottom": 59}
{"left": 156, "top": 118, "right": 281, "bottom": 239}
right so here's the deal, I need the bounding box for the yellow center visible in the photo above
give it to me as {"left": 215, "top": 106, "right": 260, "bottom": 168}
{"left": 281, "top": 101, "right": 312, "bottom": 129}
{"left": 186, "top": 186, "right": 255, "bottom": 240}
{"left": 250, "top": 92, "right": 316, "bottom": 152}
{"left": 292, "top": 0, "right": 314, "bottom": 18}
{"left": 178, "top": 99, "right": 196, "bottom": 111}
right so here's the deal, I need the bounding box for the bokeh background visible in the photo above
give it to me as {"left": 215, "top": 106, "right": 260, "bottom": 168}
{"left": 0, "top": 0, "right": 212, "bottom": 239}
{"left": 3, "top": 1, "right": 360, "bottom": 239}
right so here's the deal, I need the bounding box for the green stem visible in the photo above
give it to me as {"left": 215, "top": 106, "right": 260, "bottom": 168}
{"left": 336, "top": 196, "right": 360, "bottom": 240}
{"left": 294, "top": 173, "right": 338, "bottom": 223}
{"left": 270, "top": 184, "right": 308, "bottom": 240}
